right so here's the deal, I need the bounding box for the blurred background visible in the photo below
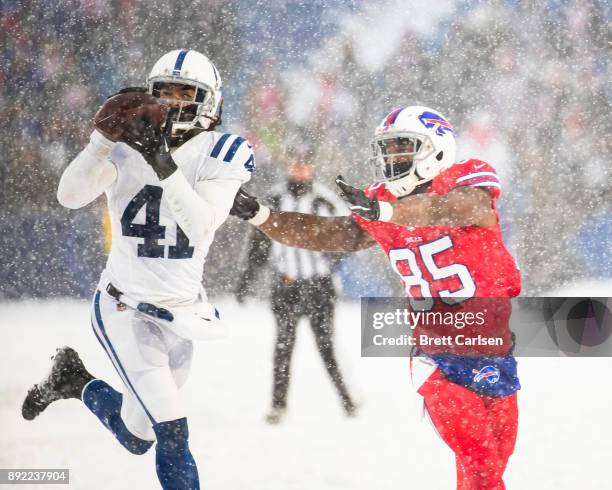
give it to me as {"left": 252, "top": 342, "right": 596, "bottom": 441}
{"left": 1, "top": 0, "right": 610, "bottom": 300}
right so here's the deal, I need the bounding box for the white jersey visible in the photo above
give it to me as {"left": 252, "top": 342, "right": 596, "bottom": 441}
{"left": 58, "top": 129, "right": 253, "bottom": 307}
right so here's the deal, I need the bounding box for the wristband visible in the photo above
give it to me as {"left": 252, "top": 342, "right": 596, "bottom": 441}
{"left": 248, "top": 205, "right": 271, "bottom": 226}
{"left": 378, "top": 201, "right": 394, "bottom": 222}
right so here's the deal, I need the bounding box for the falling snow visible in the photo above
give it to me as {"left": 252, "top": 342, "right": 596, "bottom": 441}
{"left": 0, "top": 1, "right": 610, "bottom": 489}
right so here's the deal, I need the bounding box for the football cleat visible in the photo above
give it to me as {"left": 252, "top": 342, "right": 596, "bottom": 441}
{"left": 22, "top": 347, "right": 94, "bottom": 421}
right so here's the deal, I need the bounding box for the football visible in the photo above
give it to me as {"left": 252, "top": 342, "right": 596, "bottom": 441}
{"left": 93, "top": 90, "right": 170, "bottom": 143}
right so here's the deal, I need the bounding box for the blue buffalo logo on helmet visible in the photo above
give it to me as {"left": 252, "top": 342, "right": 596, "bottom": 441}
{"left": 418, "top": 111, "right": 454, "bottom": 136}
{"left": 472, "top": 365, "right": 500, "bottom": 384}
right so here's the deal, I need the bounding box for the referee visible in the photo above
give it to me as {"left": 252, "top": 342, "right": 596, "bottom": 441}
{"left": 235, "top": 149, "right": 356, "bottom": 424}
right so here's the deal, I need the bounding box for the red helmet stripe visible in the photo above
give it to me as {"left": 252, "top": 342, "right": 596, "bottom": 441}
{"left": 425, "top": 118, "right": 451, "bottom": 128}
{"left": 384, "top": 108, "right": 403, "bottom": 128}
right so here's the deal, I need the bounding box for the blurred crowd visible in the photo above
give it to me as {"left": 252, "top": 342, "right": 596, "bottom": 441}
{"left": 0, "top": 0, "right": 239, "bottom": 211}
{"left": 1, "top": 0, "right": 610, "bottom": 296}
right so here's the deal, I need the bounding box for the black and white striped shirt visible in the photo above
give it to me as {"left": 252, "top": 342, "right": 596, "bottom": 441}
{"left": 267, "top": 183, "right": 348, "bottom": 279}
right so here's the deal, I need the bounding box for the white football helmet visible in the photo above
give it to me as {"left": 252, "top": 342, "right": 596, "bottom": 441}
{"left": 147, "top": 49, "right": 223, "bottom": 133}
{"left": 369, "top": 105, "right": 457, "bottom": 197}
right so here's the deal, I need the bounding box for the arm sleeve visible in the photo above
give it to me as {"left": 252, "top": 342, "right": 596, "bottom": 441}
{"left": 159, "top": 171, "right": 242, "bottom": 243}
{"left": 57, "top": 130, "right": 118, "bottom": 209}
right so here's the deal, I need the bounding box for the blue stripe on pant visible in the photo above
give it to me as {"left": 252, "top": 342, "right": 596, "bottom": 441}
{"left": 92, "top": 291, "right": 156, "bottom": 424}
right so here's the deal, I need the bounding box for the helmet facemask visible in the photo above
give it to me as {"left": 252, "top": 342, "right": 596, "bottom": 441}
{"left": 370, "top": 131, "right": 435, "bottom": 183}
{"left": 148, "top": 79, "right": 221, "bottom": 136}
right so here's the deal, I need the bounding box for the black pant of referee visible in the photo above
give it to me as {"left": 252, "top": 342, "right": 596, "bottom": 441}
{"left": 269, "top": 275, "right": 355, "bottom": 421}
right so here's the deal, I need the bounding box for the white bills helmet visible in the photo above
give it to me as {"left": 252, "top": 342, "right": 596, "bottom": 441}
{"left": 147, "top": 49, "right": 223, "bottom": 133}
{"left": 369, "top": 106, "right": 457, "bottom": 197}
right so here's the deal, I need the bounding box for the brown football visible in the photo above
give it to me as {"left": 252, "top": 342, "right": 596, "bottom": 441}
{"left": 93, "top": 91, "right": 170, "bottom": 143}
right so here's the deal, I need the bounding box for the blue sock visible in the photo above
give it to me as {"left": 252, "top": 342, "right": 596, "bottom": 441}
{"left": 153, "top": 418, "right": 200, "bottom": 490}
{"left": 82, "top": 379, "right": 153, "bottom": 455}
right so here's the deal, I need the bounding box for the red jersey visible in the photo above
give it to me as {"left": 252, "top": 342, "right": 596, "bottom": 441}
{"left": 355, "top": 158, "right": 520, "bottom": 299}
{"left": 354, "top": 159, "right": 521, "bottom": 355}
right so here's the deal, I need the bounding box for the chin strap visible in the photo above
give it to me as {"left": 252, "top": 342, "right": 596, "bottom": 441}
{"left": 384, "top": 178, "right": 417, "bottom": 198}
{"left": 169, "top": 126, "right": 205, "bottom": 148}
{"left": 386, "top": 178, "right": 434, "bottom": 198}
{"left": 384, "top": 167, "right": 435, "bottom": 197}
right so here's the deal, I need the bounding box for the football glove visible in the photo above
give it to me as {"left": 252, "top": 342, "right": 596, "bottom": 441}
{"left": 94, "top": 89, "right": 177, "bottom": 180}
{"left": 335, "top": 175, "right": 382, "bottom": 221}
{"left": 123, "top": 109, "right": 178, "bottom": 180}
{"left": 230, "top": 187, "right": 262, "bottom": 221}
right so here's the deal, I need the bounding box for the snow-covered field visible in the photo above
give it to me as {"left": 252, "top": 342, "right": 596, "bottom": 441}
{"left": 1, "top": 295, "right": 611, "bottom": 489}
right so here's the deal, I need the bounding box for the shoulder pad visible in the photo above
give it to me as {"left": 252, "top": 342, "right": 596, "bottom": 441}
{"left": 435, "top": 158, "right": 501, "bottom": 198}
{"left": 205, "top": 132, "right": 255, "bottom": 182}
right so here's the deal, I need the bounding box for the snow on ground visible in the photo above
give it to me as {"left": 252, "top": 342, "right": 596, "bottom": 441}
{"left": 1, "top": 295, "right": 611, "bottom": 489}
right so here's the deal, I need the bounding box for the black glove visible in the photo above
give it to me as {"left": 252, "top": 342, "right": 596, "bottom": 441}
{"left": 125, "top": 109, "right": 178, "bottom": 180}
{"left": 230, "top": 187, "right": 261, "bottom": 220}
{"left": 335, "top": 175, "right": 380, "bottom": 221}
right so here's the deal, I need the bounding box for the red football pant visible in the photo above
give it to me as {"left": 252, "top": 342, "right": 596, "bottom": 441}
{"left": 418, "top": 369, "right": 518, "bottom": 490}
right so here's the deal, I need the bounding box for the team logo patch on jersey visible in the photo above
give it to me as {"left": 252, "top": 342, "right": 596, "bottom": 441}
{"left": 404, "top": 236, "right": 423, "bottom": 243}
{"left": 418, "top": 111, "right": 454, "bottom": 136}
{"left": 472, "top": 365, "right": 500, "bottom": 384}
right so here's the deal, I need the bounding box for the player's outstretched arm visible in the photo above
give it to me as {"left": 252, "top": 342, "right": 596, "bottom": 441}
{"left": 259, "top": 212, "right": 375, "bottom": 252}
{"left": 230, "top": 188, "right": 376, "bottom": 252}
{"left": 336, "top": 176, "right": 496, "bottom": 228}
